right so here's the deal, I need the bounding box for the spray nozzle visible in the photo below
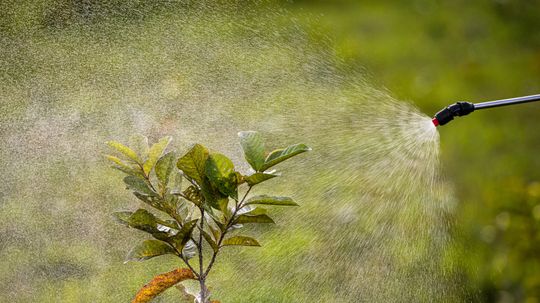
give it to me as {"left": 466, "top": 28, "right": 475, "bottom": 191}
{"left": 432, "top": 94, "right": 540, "bottom": 127}
{"left": 432, "top": 102, "right": 475, "bottom": 126}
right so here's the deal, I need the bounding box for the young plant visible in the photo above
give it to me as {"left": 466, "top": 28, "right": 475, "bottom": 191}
{"left": 105, "top": 131, "right": 310, "bottom": 303}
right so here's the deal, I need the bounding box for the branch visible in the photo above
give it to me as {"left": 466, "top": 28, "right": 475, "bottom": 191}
{"left": 168, "top": 243, "right": 199, "bottom": 279}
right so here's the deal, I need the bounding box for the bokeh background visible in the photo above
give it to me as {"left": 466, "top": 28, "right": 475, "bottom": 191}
{"left": 1, "top": 1, "right": 540, "bottom": 302}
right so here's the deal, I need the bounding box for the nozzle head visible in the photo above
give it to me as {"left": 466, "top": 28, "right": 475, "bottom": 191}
{"left": 432, "top": 101, "right": 475, "bottom": 126}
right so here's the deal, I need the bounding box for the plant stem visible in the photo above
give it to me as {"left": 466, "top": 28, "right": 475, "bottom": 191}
{"left": 197, "top": 207, "right": 209, "bottom": 302}
{"left": 203, "top": 186, "right": 253, "bottom": 278}
{"left": 198, "top": 208, "right": 205, "bottom": 276}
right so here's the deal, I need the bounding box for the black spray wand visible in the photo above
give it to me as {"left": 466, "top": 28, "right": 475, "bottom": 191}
{"left": 432, "top": 94, "right": 540, "bottom": 126}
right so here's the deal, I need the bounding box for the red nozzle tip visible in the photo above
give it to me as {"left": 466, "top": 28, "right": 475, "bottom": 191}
{"left": 432, "top": 118, "right": 439, "bottom": 127}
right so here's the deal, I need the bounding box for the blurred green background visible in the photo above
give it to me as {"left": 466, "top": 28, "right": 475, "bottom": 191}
{"left": 1, "top": 0, "right": 540, "bottom": 302}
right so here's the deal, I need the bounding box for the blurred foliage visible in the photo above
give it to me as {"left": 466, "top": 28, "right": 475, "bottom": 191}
{"left": 281, "top": 1, "right": 540, "bottom": 302}
{"left": 1, "top": 0, "right": 540, "bottom": 302}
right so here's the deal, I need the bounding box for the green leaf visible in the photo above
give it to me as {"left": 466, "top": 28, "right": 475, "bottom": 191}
{"left": 126, "top": 209, "right": 170, "bottom": 240}
{"left": 125, "top": 240, "right": 176, "bottom": 262}
{"left": 171, "top": 171, "right": 183, "bottom": 193}
{"left": 236, "top": 213, "right": 275, "bottom": 224}
{"left": 177, "top": 144, "right": 209, "bottom": 185}
{"left": 129, "top": 134, "right": 149, "bottom": 161}
{"left": 238, "top": 131, "right": 266, "bottom": 172}
{"left": 123, "top": 176, "right": 155, "bottom": 196}
{"left": 168, "top": 219, "right": 198, "bottom": 251}
{"left": 128, "top": 209, "right": 158, "bottom": 233}
{"left": 244, "top": 172, "right": 278, "bottom": 186}
{"left": 222, "top": 236, "right": 260, "bottom": 247}
{"left": 182, "top": 185, "right": 203, "bottom": 206}
{"left": 200, "top": 228, "right": 219, "bottom": 252}
{"left": 159, "top": 194, "right": 183, "bottom": 219}
{"left": 106, "top": 155, "right": 145, "bottom": 177}
{"left": 235, "top": 172, "right": 245, "bottom": 185}
{"left": 107, "top": 140, "right": 142, "bottom": 164}
{"left": 204, "top": 153, "right": 238, "bottom": 199}
{"left": 112, "top": 211, "right": 132, "bottom": 226}
{"left": 133, "top": 192, "right": 161, "bottom": 209}
{"left": 207, "top": 212, "right": 227, "bottom": 232}
{"left": 260, "top": 143, "right": 311, "bottom": 171}
{"left": 105, "top": 155, "right": 129, "bottom": 168}
{"left": 207, "top": 221, "right": 221, "bottom": 242}
{"left": 111, "top": 165, "right": 143, "bottom": 177}
{"left": 143, "top": 136, "right": 172, "bottom": 175}
{"left": 245, "top": 195, "right": 298, "bottom": 206}
{"left": 155, "top": 152, "right": 176, "bottom": 186}
{"left": 200, "top": 178, "right": 228, "bottom": 210}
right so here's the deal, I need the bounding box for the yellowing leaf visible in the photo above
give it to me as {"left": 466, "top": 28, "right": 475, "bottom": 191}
{"left": 222, "top": 235, "right": 260, "bottom": 247}
{"left": 235, "top": 213, "right": 274, "bottom": 224}
{"left": 107, "top": 141, "right": 142, "bottom": 164}
{"left": 143, "top": 136, "right": 172, "bottom": 175}
{"left": 155, "top": 152, "right": 176, "bottom": 186}
{"left": 131, "top": 268, "right": 195, "bottom": 303}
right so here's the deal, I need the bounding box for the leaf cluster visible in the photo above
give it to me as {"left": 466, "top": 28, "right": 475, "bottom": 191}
{"left": 106, "top": 131, "right": 310, "bottom": 297}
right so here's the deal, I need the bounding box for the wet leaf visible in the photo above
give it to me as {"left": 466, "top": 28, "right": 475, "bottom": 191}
{"left": 205, "top": 153, "right": 238, "bottom": 199}
{"left": 235, "top": 213, "right": 274, "bottom": 224}
{"left": 235, "top": 171, "right": 245, "bottom": 185}
{"left": 131, "top": 268, "right": 195, "bottom": 303}
{"left": 244, "top": 172, "right": 278, "bottom": 186}
{"left": 207, "top": 212, "right": 227, "bottom": 232}
{"left": 182, "top": 185, "right": 203, "bottom": 206}
{"left": 245, "top": 195, "right": 298, "bottom": 206}
{"left": 200, "top": 228, "right": 219, "bottom": 252}
{"left": 143, "top": 136, "right": 172, "bottom": 175}
{"left": 107, "top": 140, "right": 142, "bottom": 164}
{"left": 124, "top": 176, "right": 156, "bottom": 196}
{"left": 125, "top": 240, "right": 176, "bottom": 262}
{"left": 200, "top": 177, "right": 228, "bottom": 210}
{"left": 177, "top": 144, "right": 209, "bottom": 185}
{"left": 168, "top": 219, "right": 198, "bottom": 251}
{"left": 105, "top": 155, "right": 132, "bottom": 170}
{"left": 129, "top": 134, "right": 149, "bottom": 161}
{"left": 260, "top": 143, "right": 311, "bottom": 171}
{"left": 238, "top": 131, "right": 265, "bottom": 172}
{"left": 182, "top": 240, "right": 197, "bottom": 259}
{"left": 133, "top": 192, "right": 162, "bottom": 210}
{"left": 155, "top": 151, "right": 176, "bottom": 187}
{"left": 222, "top": 236, "right": 260, "bottom": 247}
{"left": 171, "top": 171, "right": 183, "bottom": 193}
{"left": 124, "top": 209, "right": 170, "bottom": 240}
{"left": 107, "top": 154, "right": 145, "bottom": 177}
{"left": 112, "top": 211, "right": 132, "bottom": 226}
{"left": 128, "top": 209, "right": 160, "bottom": 233}
{"left": 111, "top": 164, "right": 144, "bottom": 178}
{"left": 207, "top": 220, "right": 221, "bottom": 241}
{"left": 159, "top": 194, "right": 181, "bottom": 218}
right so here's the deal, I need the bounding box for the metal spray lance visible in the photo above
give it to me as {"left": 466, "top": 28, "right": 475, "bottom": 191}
{"left": 432, "top": 94, "right": 540, "bottom": 126}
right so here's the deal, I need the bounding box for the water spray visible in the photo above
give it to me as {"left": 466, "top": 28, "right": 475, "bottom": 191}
{"left": 432, "top": 94, "right": 540, "bottom": 126}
